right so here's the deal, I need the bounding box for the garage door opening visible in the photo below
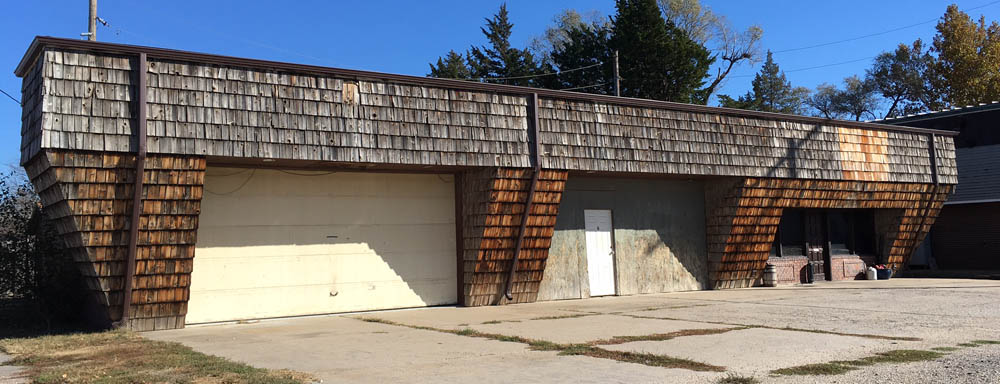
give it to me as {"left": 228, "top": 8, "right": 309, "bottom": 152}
{"left": 186, "top": 168, "right": 457, "bottom": 324}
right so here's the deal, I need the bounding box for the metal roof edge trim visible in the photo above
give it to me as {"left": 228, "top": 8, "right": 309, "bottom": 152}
{"left": 880, "top": 102, "right": 1000, "bottom": 125}
{"left": 17, "top": 36, "right": 957, "bottom": 137}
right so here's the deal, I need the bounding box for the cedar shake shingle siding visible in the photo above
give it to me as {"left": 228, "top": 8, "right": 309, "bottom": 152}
{"left": 536, "top": 99, "right": 956, "bottom": 183}
{"left": 20, "top": 41, "right": 956, "bottom": 184}
{"left": 15, "top": 37, "right": 958, "bottom": 331}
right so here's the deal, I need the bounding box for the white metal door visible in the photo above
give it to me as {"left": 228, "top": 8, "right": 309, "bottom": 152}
{"left": 585, "top": 209, "right": 615, "bottom": 296}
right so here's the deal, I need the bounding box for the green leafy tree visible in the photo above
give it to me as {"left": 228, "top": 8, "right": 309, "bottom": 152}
{"left": 659, "top": 0, "right": 763, "bottom": 102}
{"left": 718, "top": 51, "right": 809, "bottom": 114}
{"left": 928, "top": 4, "right": 1000, "bottom": 107}
{"left": 611, "top": 0, "right": 713, "bottom": 103}
{"left": 836, "top": 75, "right": 881, "bottom": 121}
{"left": 806, "top": 76, "right": 879, "bottom": 121}
{"left": 807, "top": 84, "right": 844, "bottom": 119}
{"left": 867, "top": 41, "right": 935, "bottom": 118}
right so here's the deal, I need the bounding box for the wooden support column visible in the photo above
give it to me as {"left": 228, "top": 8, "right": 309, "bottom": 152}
{"left": 459, "top": 168, "right": 567, "bottom": 306}
{"left": 120, "top": 52, "right": 147, "bottom": 327}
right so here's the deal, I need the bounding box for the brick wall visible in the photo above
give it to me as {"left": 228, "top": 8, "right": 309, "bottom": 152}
{"left": 767, "top": 256, "right": 809, "bottom": 285}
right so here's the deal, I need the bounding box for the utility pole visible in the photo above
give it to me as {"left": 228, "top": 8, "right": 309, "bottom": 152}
{"left": 87, "top": 0, "right": 97, "bottom": 41}
{"left": 613, "top": 50, "right": 620, "bottom": 97}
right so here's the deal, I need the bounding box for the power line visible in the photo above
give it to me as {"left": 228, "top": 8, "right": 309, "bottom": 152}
{"left": 278, "top": 169, "right": 337, "bottom": 177}
{"left": 561, "top": 83, "right": 608, "bottom": 91}
{"left": 730, "top": 56, "right": 877, "bottom": 78}
{"left": 0, "top": 89, "right": 21, "bottom": 106}
{"left": 480, "top": 62, "right": 604, "bottom": 82}
{"left": 206, "top": 169, "right": 256, "bottom": 196}
{"left": 774, "top": 0, "right": 1000, "bottom": 54}
{"left": 104, "top": 17, "right": 332, "bottom": 66}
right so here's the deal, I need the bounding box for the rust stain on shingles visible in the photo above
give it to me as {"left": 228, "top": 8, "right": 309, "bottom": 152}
{"left": 837, "top": 127, "right": 890, "bottom": 182}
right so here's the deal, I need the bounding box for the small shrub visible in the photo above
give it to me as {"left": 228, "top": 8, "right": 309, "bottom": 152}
{"left": 0, "top": 170, "right": 88, "bottom": 333}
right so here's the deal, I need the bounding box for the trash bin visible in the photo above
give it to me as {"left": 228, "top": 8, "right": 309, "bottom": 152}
{"left": 866, "top": 267, "right": 877, "bottom": 280}
{"left": 876, "top": 269, "right": 892, "bottom": 280}
{"left": 763, "top": 264, "right": 777, "bottom": 287}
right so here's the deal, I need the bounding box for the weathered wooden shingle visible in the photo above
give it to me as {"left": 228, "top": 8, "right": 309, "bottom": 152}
{"left": 537, "top": 99, "right": 957, "bottom": 184}
{"left": 22, "top": 47, "right": 957, "bottom": 184}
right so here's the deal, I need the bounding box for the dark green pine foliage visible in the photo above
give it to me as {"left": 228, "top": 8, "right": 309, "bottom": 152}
{"left": 610, "top": 0, "right": 713, "bottom": 103}
{"left": 719, "top": 51, "right": 808, "bottom": 114}
{"left": 428, "top": 4, "right": 549, "bottom": 87}
{"left": 467, "top": 4, "right": 549, "bottom": 87}
{"left": 428, "top": 50, "right": 472, "bottom": 80}
{"left": 550, "top": 22, "right": 614, "bottom": 94}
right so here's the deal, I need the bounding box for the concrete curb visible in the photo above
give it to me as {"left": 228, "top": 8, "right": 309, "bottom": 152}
{"left": 0, "top": 352, "right": 28, "bottom": 384}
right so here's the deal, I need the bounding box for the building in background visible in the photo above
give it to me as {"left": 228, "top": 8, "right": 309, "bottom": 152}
{"left": 885, "top": 103, "right": 1000, "bottom": 271}
{"left": 16, "top": 37, "right": 956, "bottom": 331}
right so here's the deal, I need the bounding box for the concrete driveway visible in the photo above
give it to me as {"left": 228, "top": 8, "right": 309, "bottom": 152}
{"left": 146, "top": 279, "right": 1000, "bottom": 383}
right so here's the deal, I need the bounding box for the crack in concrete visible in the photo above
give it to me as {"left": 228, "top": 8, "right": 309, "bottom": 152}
{"left": 617, "top": 313, "right": 922, "bottom": 341}
{"left": 351, "top": 316, "right": 725, "bottom": 372}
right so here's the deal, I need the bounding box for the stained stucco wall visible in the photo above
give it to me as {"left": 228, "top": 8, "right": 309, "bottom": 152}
{"left": 538, "top": 177, "right": 708, "bottom": 300}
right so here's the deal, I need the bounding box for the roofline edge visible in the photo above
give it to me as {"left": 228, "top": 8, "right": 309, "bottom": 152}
{"left": 16, "top": 36, "right": 958, "bottom": 137}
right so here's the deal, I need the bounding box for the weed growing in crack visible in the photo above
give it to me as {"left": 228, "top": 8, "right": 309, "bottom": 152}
{"left": 773, "top": 349, "right": 945, "bottom": 376}
{"left": 772, "top": 363, "right": 856, "bottom": 376}
{"left": 592, "top": 327, "right": 746, "bottom": 345}
{"left": 971, "top": 340, "right": 1000, "bottom": 345}
{"left": 931, "top": 346, "right": 960, "bottom": 352}
{"left": 351, "top": 317, "right": 723, "bottom": 371}
{"left": 715, "top": 373, "right": 760, "bottom": 384}
{"left": 529, "top": 313, "right": 592, "bottom": 321}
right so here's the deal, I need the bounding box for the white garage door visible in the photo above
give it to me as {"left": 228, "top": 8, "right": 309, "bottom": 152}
{"left": 186, "top": 168, "right": 457, "bottom": 324}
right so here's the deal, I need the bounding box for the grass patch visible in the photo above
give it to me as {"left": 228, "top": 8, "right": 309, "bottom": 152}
{"left": 772, "top": 362, "right": 857, "bottom": 376}
{"left": 958, "top": 342, "right": 979, "bottom": 347}
{"left": 559, "top": 346, "right": 725, "bottom": 372}
{"left": 716, "top": 373, "right": 761, "bottom": 384}
{"left": 856, "top": 349, "right": 944, "bottom": 365}
{"left": 592, "top": 327, "right": 745, "bottom": 345}
{"left": 772, "top": 349, "right": 945, "bottom": 376}
{"left": 481, "top": 320, "right": 503, "bottom": 325}
{"left": 0, "top": 330, "right": 312, "bottom": 384}
{"left": 931, "top": 346, "right": 960, "bottom": 352}
{"left": 971, "top": 340, "right": 1000, "bottom": 345}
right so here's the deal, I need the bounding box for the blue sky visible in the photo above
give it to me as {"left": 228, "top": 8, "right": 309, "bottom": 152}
{"left": 1, "top": 1, "right": 998, "bottom": 167}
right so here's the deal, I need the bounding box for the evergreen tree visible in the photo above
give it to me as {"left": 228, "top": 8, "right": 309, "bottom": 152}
{"left": 429, "top": 50, "right": 472, "bottom": 80}
{"left": 550, "top": 19, "right": 614, "bottom": 94}
{"left": 719, "top": 51, "right": 809, "bottom": 114}
{"left": 610, "top": 0, "right": 713, "bottom": 103}
{"left": 467, "top": 4, "right": 548, "bottom": 87}
{"left": 427, "top": 4, "right": 548, "bottom": 87}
